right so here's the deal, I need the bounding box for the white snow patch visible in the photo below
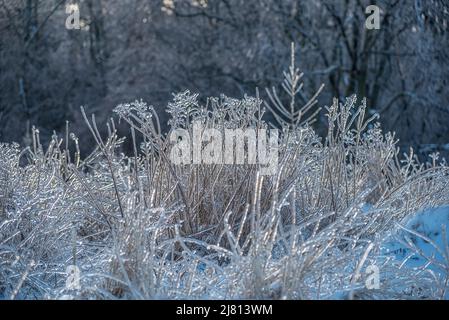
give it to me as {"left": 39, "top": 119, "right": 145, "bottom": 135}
{"left": 383, "top": 206, "right": 449, "bottom": 272}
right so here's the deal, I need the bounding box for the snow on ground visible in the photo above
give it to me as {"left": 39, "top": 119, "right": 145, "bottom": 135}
{"left": 383, "top": 206, "right": 449, "bottom": 272}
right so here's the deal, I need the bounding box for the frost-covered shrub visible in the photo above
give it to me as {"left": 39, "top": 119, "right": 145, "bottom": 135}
{"left": 1, "top": 51, "right": 449, "bottom": 299}
{"left": 0, "top": 137, "right": 81, "bottom": 299}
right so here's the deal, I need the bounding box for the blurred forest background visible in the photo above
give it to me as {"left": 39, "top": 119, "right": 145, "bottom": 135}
{"left": 0, "top": 0, "right": 448, "bottom": 157}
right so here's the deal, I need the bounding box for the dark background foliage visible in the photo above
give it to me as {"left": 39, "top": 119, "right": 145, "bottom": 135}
{"left": 0, "top": 0, "right": 448, "bottom": 156}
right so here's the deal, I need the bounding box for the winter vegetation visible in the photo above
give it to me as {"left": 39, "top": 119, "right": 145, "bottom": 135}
{"left": 1, "top": 1, "right": 449, "bottom": 157}
{"left": 1, "top": 44, "right": 449, "bottom": 299}
{"left": 1, "top": 1, "right": 449, "bottom": 300}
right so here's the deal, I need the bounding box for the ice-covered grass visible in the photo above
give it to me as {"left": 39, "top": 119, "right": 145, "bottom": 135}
{"left": 1, "top": 93, "right": 447, "bottom": 300}
{"left": 1, "top": 50, "right": 449, "bottom": 299}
